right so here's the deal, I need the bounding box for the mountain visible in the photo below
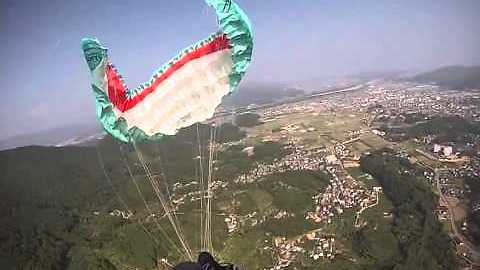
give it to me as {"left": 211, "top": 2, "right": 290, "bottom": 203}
{"left": 0, "top": 123, "right": 102, "bottom": 151}
{"left": 293, "top": 70, "right": 405, "bottom": 91}
{"left": 409, "top": 65, "right": 480, "bottom": 90}
{"left": 0, "top": 123, "right": 265, "bottom": 269}
{"left": 222, "top": 82, "right": 305, "bottom": 108}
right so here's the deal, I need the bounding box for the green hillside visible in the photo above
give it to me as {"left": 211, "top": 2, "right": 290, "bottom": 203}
{"left": 410, "top": 66, "right": 480, "bottom": 90}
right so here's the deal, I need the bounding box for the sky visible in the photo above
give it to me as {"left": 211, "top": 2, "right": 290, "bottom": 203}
{"left": 0, "top": 0, "right": 479, "bottom": 140}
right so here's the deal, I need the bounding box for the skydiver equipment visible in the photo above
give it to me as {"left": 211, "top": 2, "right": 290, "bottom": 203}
{"left": 173, "top": 252, "right": 239, "bottom": 270}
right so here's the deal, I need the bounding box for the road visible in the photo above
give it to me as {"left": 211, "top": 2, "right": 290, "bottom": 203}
{"left": 213, "top": 84, "right": 366, "bottom": 118}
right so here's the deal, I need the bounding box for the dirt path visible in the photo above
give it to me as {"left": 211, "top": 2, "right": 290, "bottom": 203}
{"left": 435, "top": 169, "right": 480, "bottom": 266}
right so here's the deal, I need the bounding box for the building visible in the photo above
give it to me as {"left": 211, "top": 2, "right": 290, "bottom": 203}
{"left": 242, "top": 146, "right": 255, "bottom": 157}
{"left": 443, "top": 146, "right": 453, "bottom": 157}
{"left": 325, "top": 155, "right": 338, "bottom": 165}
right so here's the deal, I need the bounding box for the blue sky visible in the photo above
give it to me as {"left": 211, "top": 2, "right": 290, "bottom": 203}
{"left": 0, "top": 0, "right": 479, "bottom": 139}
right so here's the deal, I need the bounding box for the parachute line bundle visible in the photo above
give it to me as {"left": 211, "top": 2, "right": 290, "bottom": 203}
{"left": 82, "top": 0, "right": 253, "bottom": 143}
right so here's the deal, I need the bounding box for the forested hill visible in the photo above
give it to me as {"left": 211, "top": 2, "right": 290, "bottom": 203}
{"left": 0, "top": 123, "right": 245, "bottom": 269}
{"left": 360, "top": 150, "right": 458, "bottom": 270}
{"left": 0, "top": 142, "right": 121, "bottom": 269}
{"left": 409, "top": 66, "right": 480, "bottom": 90}
{"left": 0, "top": 144, "right": 114, "bottom": 211}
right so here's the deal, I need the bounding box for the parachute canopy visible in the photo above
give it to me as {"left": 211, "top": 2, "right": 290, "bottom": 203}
{"left": 82, "top": 0, "right": 253, "bottom": 143}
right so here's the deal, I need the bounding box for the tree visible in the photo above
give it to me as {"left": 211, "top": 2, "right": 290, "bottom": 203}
{"left": 234, "top": 113, "right": 261, "bottom": 127}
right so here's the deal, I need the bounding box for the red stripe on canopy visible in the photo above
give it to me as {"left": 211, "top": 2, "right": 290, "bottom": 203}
{"left": 106, "top": 34, "right": 231, "bottom": 112}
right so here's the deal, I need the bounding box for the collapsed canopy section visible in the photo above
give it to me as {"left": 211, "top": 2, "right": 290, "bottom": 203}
{"left": 82, "top": 0, "right": 253, "bottom": 143}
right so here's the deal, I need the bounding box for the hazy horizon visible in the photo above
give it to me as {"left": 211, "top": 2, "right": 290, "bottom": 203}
{"left": 1, "top": 0, "right": 479, "bottom": 140}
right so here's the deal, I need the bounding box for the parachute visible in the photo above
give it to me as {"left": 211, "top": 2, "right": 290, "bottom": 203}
{"left": 82, "top": 0, "right": 253, "bottom": 143}
{"left": 82, "top": 0, "right": 253, "bottom": 263}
